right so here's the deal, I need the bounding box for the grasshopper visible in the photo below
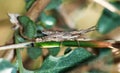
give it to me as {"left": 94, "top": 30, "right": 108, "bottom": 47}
{"left": 36, "top": 26, "right": 96, "bottom": 42}
{"left": 2, "top": 13, "right": 109, "bottom": 51}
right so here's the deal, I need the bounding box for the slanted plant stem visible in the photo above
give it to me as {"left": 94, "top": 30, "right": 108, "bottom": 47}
{"left": 26, "top": 0, "right": 51, "bottom": 21}
{"left": 34, "top": 41, "right": 111, "bottom": 48}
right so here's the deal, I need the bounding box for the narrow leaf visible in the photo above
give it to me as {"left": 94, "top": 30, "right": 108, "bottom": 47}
{"left": 27, "top": 47, "right": 42, "bottom": 59}
{"left": 97, "top": 2, "right": 120, "bottom": 34}
{"left": 18, "top": 16, "right": 37, "bottom": 39}
{"left": 45, "top": 0, "right": 62, "bottom": 10}
{"left": 35, "top": 48, "right": 93, "bottom": 73}
{"left": 26, "top": 0, "right": 35, "bottom": 10}
{"left": 23, "top": 20, "right": 37, "bottom": 38}
{"left": 48, "top": 47, "right": 60, "bottom": 56}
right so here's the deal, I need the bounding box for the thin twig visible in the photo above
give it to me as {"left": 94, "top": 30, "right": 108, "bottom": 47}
{"left": 93, "top": 0, "right": 120, "bottom": 15}
{"left": 34, "top": 41, "right": 112, "bottom": 48}
{"left": 26, "top": 0, "right": 51, "bottom": 21}
{"left": 0, "top": 42, "right": 32, "bottom": 50}
{"left": 0, "top": 41, "right": 112, "bottom": 50}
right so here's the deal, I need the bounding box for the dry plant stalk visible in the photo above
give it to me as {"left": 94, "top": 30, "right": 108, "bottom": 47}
{"left": 26, "top": 0, "right": 51, "bottom": 21}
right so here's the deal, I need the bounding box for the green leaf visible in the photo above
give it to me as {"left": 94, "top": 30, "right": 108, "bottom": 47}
{"left": 0, "top": 59, "right": 17, "bottom": 73}
{"left": 27, "top": 47, "right": 42, "bottom": 59}
{"left": 14, "top": 30, "right": 25, "bottom": 43}
{"left": 18, "top": 16, "right": 37, "bottom": 38}
{"left": 97, "top": 2, "right": 120, "bottom": 34}
{"left": 18, "top": 16, "right": 30, "bottom": 27}
{"left": 15, "top": 34, "right": 25, "bottom": 43}
{"left": 23, "top": 20, "right": 37, "bottom": 38}
{"left": 48, "top": 47, "right": 60, "bottom": 56}
{"left": 45, "top": 0, "right": 62, "bottom": 10}
{"left": 108, "top": 0, "right": 119, "bottom": 2}
{"left": 36, "top": 24, "right": 44, "bottom": 31}
{"left": 26, "top": 0, "right": 35, "bottom": 10}
{"left": 40, "top": 12, "right": 56, "bottom": 29}
{"left": 35, "top": 48, "right": 93, "bottom": 73}
{"left": 98, "top": 49, "right": 113, "bottom": 64}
